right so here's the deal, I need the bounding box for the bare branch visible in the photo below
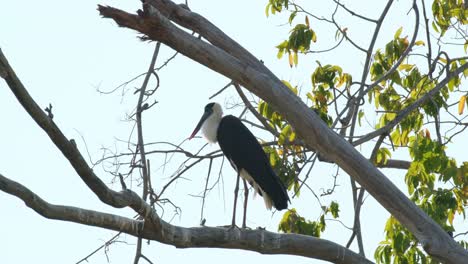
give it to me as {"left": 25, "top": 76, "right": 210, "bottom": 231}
{"left": 209, "top": 81, "right": 233, "bottom": 99}
{"left": 234, "top": 83, "right": 278, "bottom": 137}
{"left": 0, "top": 172, "right": 373, "bottom": 264}
{"left": 0, "top": 48, "right": 157, "bottom": 222}
{"left": 95, "top": 5, "right": 468, "bottom": 262}
{"left": 331, "top": 0, "right": 378, "bottom": 23}
{"left": 135, "top": 42, "right": 161, "bottom": 201}
{"left": 76, "top": 232, "right": 123, "bottom": 264}
{"left": 0, "top": 173, "right": 142, "bottom": 235}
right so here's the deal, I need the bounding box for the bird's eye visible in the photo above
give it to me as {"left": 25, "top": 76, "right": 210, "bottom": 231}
{"left": 205, "top": 103, "right": 215, "bottom": 112}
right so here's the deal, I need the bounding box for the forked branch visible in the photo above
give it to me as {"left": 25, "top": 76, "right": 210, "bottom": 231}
{"left": 0, "top": 42, "right": 373, "bottom": 264}
{"left": 0, "top": 172, "right": 372, "bottom": 264}
{"left": 97, "top": 3, "right": 468, "bottom": 263}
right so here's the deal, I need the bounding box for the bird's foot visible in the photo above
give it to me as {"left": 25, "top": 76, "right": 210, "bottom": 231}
{"left": 241, "top": 223, "right": 252, "bottom": 230}
{"left": 218, "top": 224, "right": 246, "bottom": 231}
{"left": 200, "top": 218, "right": 206, "bottom": 226}
{"left": 227, "top": 225, "right": 242, "bottom": 231}
{"left": 228, "top": 224, "right": 241, "bottom": 231}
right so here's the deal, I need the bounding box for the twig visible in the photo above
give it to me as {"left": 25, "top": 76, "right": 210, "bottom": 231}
{"left": 353, "top": 61, "right": 468, "bottom": 146}
{"left": 361, "top": 0, "right": 420, "bottom": 97}
{"left": 233, "top": 83, "right": 278, "bottom": 137}
{"left": 200, "top": 158, "right": 213, "bottom": 223}
{"left": 76, "top": 232, "right": 122, "bottom": 264}
{"left": 331, "top": 0, "right": 378, "bottom": 23}
{"left": 209, "top": 81, "right": 233, "bottom": 99}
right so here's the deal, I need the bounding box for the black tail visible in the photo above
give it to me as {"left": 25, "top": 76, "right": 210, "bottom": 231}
{"left": 269, "top": 169, "right": 290, "bottom": 210}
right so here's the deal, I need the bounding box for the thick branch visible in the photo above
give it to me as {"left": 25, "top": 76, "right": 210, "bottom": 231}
{"left": 0, "top": 47, "right": 373, "bottom": 263}
{"left": 0, "top": 173, "right": 142, "bottom": 235}
{"left": 97, "top": 5, "right": 468, "bottom": 262}
{"left": 378, "top": 159, "right": 411, "bottom": 170}
{"left": 0, "top": 173, "right": 372, "bottom": 264}
{"left": 144, "top": 0, "right": 267, "bottom": 74}
{"left": 0, "top": 48, "right": 155, "bottom": 220}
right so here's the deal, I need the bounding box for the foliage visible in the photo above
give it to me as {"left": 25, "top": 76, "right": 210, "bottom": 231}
{"left": 262, "top": 0, "right": 468, "bottom": 263}
{"left": 278, "top": 202, "right": 340, "bottom": 237}
{"left": 432, "top": 0, "right": 468, "bottom": 36}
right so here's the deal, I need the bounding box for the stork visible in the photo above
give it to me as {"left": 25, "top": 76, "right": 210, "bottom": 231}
{"left": 189, "top": 102, "right": 290, "bottom": 228}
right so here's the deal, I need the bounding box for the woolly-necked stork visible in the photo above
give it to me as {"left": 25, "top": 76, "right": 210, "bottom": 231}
{"left": 189, "top": 102, "right": 290, "bottom": 227}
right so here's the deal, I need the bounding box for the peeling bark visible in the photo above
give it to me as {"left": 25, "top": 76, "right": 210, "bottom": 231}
{"left": 96, "top": 3, "right": 468, "bottom": 263}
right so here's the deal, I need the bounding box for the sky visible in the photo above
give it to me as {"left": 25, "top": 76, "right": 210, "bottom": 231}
{"left": 1, "top": 0, "right": 462, "bottom": 263}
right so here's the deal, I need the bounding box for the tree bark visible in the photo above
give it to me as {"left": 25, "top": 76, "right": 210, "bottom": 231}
{"left": 0, "top": 172, "right": 373, "bottom": 264}
{"left": 0, "top": 44, "right": 374, "bottom": 263}
{"left": 96, "top": 3, "right": 468, "bottom": 263}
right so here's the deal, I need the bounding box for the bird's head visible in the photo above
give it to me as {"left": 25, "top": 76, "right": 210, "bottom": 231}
{"left": 189, "top": 102, "right": 223, "bottom": 140}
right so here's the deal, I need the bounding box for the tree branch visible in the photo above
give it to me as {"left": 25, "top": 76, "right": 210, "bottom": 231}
{"left": 0, "top": 48, "right": 156, "bottom": 222}
{"left": 144, "top": 0, "right": 267, "bottom": 75}
{"left": 0, "top": 42, "right": 375, "bottom": 262}
{"left": 353, "top": 62, "right": 468, "bottom": 146}
{"left": 233, "top": 83, "right": 279, "bottom": 137}
{"left": 133, "top": 41, "right": 162, "bottom": 264}
{"left": 378, "top": 159, "right": 411, "bottom": 170}
{"left": 0, "top": 173, "right": 143, "bottom": 235}
{"left": 360, "top": 0, "right": 420, "bottom": 97}
{"left": 96, "top": 4, "right": 468, "bottom": 262}
{"left": 0, "top": 172, "right": 373, "bottom": 264}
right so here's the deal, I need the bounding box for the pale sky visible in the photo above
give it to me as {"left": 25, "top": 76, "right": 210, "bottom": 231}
{"left": 1, "top": 1, "right": 462, "bottom": 263}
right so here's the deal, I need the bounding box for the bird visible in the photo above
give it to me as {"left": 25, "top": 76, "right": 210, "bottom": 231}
{"left": 189, "top": 102, "right": 290, "bottom": 228}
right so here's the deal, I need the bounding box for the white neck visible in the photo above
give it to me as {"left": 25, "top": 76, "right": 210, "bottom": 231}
{"left": 202, "top": 112, "right": 222, "bottom": 143}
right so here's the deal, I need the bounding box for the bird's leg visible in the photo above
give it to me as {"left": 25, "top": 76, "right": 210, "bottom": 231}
{"left": 242, "top": 179, "right": 249, "bottom": 228}
{"left": 231, "top": 171, "right": 241, "bottom": 228}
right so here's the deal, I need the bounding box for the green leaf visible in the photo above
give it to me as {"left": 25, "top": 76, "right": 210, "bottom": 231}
{"left": 279, "top": 125, "right": 292, "bottom": 144}
{"left": 432, "top": 21, "right": 440, "bottom": 33}
{"left": 289, "top": 131, "right": 296, "bottom": 142}
{"left": 329, "top": 201, "right": 340, "bottom": 218}
{"left": 281, "top": 80, "right": 298, "bottom": 94}
{"left": 265, "top": 3, "right": 271, "bottom": 17}
{"left": 334, "top": 28, "right": 341, "bottom": 41}
{"left": 414, "top": 40, "right": 425, "bottom": 46}
{"left": 278, "top": 208, "right": 322, "bottom": 237}
{"left": 311, "top": 30, "right": 317, "bottom": 42}
{"left": 358, "top": 110, "right": 364, "bottom": 126}
{"left": 277, "top": 49, "right": 284, "bottom": 59}
{"left": 269, "top": 151, "right": 277, "bottom": 167}
{"left": 374, "top": 89, "right": 381, "bottom": 109}
{"left": 391, "top": 129, "right": 401, "bottom": 146}
{"left": 288, "top": 11, "right": 297, "bottom": 24}
{"left": 398, "top": 64, "right": 414, "bottom": 72}
{"left": 394, "top": 26, "right": 403, "bottom": 39}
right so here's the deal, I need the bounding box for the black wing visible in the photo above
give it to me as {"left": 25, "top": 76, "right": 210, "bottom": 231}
{"left": 217, "top": 115, "right": 289, "bottom": 210}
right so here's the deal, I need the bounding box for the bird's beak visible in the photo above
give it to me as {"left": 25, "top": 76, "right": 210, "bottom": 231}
{"left": 189, "top": 111, "right": 211, "bottom": 140}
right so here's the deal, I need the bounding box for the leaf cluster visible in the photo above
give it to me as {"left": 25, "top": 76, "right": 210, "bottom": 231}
{"left": 278, "top": 202, "right": 340, "bottom": 237}
{"left": 263, "top": 1, "right": 468, "bottom": 262}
